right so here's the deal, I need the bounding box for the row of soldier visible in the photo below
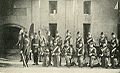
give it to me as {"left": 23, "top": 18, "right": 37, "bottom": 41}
{"left": 18, "top": 30, "right": 120, "bottom": 68}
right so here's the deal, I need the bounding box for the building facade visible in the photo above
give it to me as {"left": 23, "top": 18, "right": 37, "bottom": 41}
{"left": 0, "top": 0, "right": 119, "bottom": 45}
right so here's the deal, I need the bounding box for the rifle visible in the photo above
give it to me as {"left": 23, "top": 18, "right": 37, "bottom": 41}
{"left": 21, "top": 51, "right": 27, "bottom": 67}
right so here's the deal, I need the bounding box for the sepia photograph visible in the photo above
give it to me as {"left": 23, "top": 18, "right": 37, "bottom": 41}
{"left": 0, "top": 0, "right": 120, "bottom": 73}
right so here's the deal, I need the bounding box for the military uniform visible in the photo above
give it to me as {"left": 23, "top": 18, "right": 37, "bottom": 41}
{"left": 22, "top": 35, "right": 30, "bottom": 67}
{"left": 99, "top": 36, "right": 107, "bottom": 48}
{"left": 52, "top": 44, "right": 61, "bottom": 67}
{"left": 39, "top": 35, "right": 46, "bottom": 62}
{"left": 98, "top": 34, "right": 108, "bottom": 66}
{"left": 31, "top": 36, "right": 39, "bottom": 65}
{"left": 89, "top": 44, "right": 97, "bottom": 68}
{"left": 87, "top": 36, "right": 94, "bottom": 56}
{"left": 47, "top": 35, "right": 54, "bottom": 66}
{"left": 100, "top": 45, "right": 110, "bottom": 68}
{"left": 42, "top": 47, "right": 49, "bottom": 66}
{"left": 110, "top": 37, "right": 119, "bottom": 68}
{"left": 63, "top": 42, "right": 73, "bottom": 67}
{"left": 18, "top": 33, "right": 24, "bottom": 62}
{"left": 54, "top": 34, "right": 62, "bottom": 66}
{"left": 76, "top": 34, "right": 84, "bottom": 67}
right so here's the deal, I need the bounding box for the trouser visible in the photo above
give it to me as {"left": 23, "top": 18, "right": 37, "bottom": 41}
{"left": 111, "top": 57, "right": 118, "bottom": 68}
{"left": 43, "top": 54, "right": 49, "bottom": 66}
{"left": 77, "top": 56, "right": 84, "bottom": 67}
{"left": 90, "top": 56, "right": 95, "bottom": 67}
{"left": 29, "top": 51, "right": 32, "bottom": 60}
{"left": 33, "top": 52, "right": 38, "bottom": 65}
{"left": 49, "top": 50, "right": 52, "bottom": 65}
{"left": 39, "top": 47, "right": 44, "bottom": 62}
{"left": 53, "top": 55, "right": 60, "bottom": 67}
{"left": 65, "top": 55, "right": 71, "bottom": 67}
{"left": 101, "top": 56, "right": 109, "bottom": 68}
{"left": 22, "top": 53, "right": 29, "bottom": 67}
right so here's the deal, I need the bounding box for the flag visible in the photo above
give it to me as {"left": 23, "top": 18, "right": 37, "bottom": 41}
{"left": 114, "top": 1, "right": 119, "bottom": 10}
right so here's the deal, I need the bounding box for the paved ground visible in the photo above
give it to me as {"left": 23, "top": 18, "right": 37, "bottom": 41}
{"left": 0, "top": 58, "right": 120, "bottom": 73}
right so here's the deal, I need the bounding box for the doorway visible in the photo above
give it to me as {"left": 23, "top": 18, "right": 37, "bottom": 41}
{"left": 0, "top": 23, "right": 25, "bottom": 58}
{"left": 49, "top": 23, "right": 57, "bottom": 38}
{"left": 83, "top": 23, "right": 91, "bottom": 44}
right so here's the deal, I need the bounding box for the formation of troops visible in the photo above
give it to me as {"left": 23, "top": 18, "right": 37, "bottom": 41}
{"left": 17, "top": 29, "right": 120, "bottom": 69}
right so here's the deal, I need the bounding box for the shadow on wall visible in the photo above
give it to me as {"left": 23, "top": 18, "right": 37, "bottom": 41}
{"left": 0, "top": 23, "right": 25, "bottom": 58}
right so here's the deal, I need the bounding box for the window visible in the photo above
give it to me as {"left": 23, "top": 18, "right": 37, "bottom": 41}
{"left": 84, "top": 1, "right": 91, "bottom": 14}
{"left": 49, "top": 1, "right": 57, "bottom": 14}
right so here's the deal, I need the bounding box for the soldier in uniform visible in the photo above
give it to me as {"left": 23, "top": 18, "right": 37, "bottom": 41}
{"left": 42, "top": 42, "right": 49, "bottom": 67}
{"left": 110, "top": 33, "right": 119, "bottom": 68}
{"left": 17, "top": 32, "right": 24, "bottom": 62}
{"left": 89, "top": 42, "right": 97, "bottom": 68}
{"left": 31, "top": 33, "right": 39, "bottom": 65}
{"left": 98, "top": 32, "right": 108, "bottom": 66}
{"left": 38, "top": 31, "right": 42, "bottom": 62}
{"left": 22, "top": 33, "right": 30, "bottom": 67}
{"left": 86, "top": 32, "right": 94, "bottom": 66}
{"left": 76, "top": 31, "right": 84, "bottom": 67}
{"left": 63, "top": 41, "right": 73, "bottom": 67}
{"left": 52, "top": 40, "right": 61, "bottom": 67}
{"left": 47, "top": 31, "right": 54, "bottom": 66}
{"left": 100, "top": 43, "right": 110, "bottom": 68}
{"left": 54, "top": 31, "right": 62, "bottom": 66}
{"left": 38, "top": 31, "right": 46, "bottom": 62}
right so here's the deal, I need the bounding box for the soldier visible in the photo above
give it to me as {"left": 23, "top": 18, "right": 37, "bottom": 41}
{"left": 42, "top": 43, "right": 49, "bottom": 67}
{"left": 31, "top": 33, "right": 39, "bottom": 65}
{"left": 100, "top": 43, "right": 110, "bottom": 68}
{"left": 54, "top": 31, "right": 62, "bottom": 66}
{"left": 89, "top": 42, "right": 97, "bottom": 68}
{"left": 110, "top": 33, "right": 119, "bottom": 68}
{"left": 87, "top": 32, "right": 94, "bottom": 55}
{"left": 17, "top": 32, "right": 25, "bottom": 62}
{"left": 52, "top": 40, "right": 61, "bottom": 67}
{"left": 98, "top": 32, "right": 108, "bottom": 66}
{"left": 76, "top": 31, "right": 84, "bottom": 67}
{"left": 86, "top": 32, "right": 94, "bottom": 66}
{"left": 22, "top": 33, "right": 30, "bottom": 67}
{"left": 38, "top": 31, "right": 46, "bottom": 62}
{"left": 47, "top": 31, "right": 54, "bottom": 66}
{"left": 63, "top": 41, "right": 73, "bottom": 67}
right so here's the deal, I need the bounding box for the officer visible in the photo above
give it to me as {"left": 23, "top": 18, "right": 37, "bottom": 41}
{"left": 110, "top": 33, "right": 119, "bottom": 68}
{"left": 52, "top": 40, "right": 61, "bottom": 67}
{"left": 22, "top": 33, "right": 30, "bottom": 67}
{"left": 76, "top": 31, "right": 84, "bottom": 67}
{"left": 31, "top": 33, "right": 39, "bottom": 65}
{"left": 100, "top": 43, "right": 110, "bottom": 68}
{"left": 54, "top": 31, "right": 62, "bottom": 66}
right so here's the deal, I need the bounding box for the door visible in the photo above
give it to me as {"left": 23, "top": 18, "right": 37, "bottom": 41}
{"left": 83, "top": 24, "right": 91, "bottom": 44}
{"left": 117, "top": 24, "right": 120, "bottom": 44}
{"left": 49, "top": 23, "right": 57, "bottom": 38}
